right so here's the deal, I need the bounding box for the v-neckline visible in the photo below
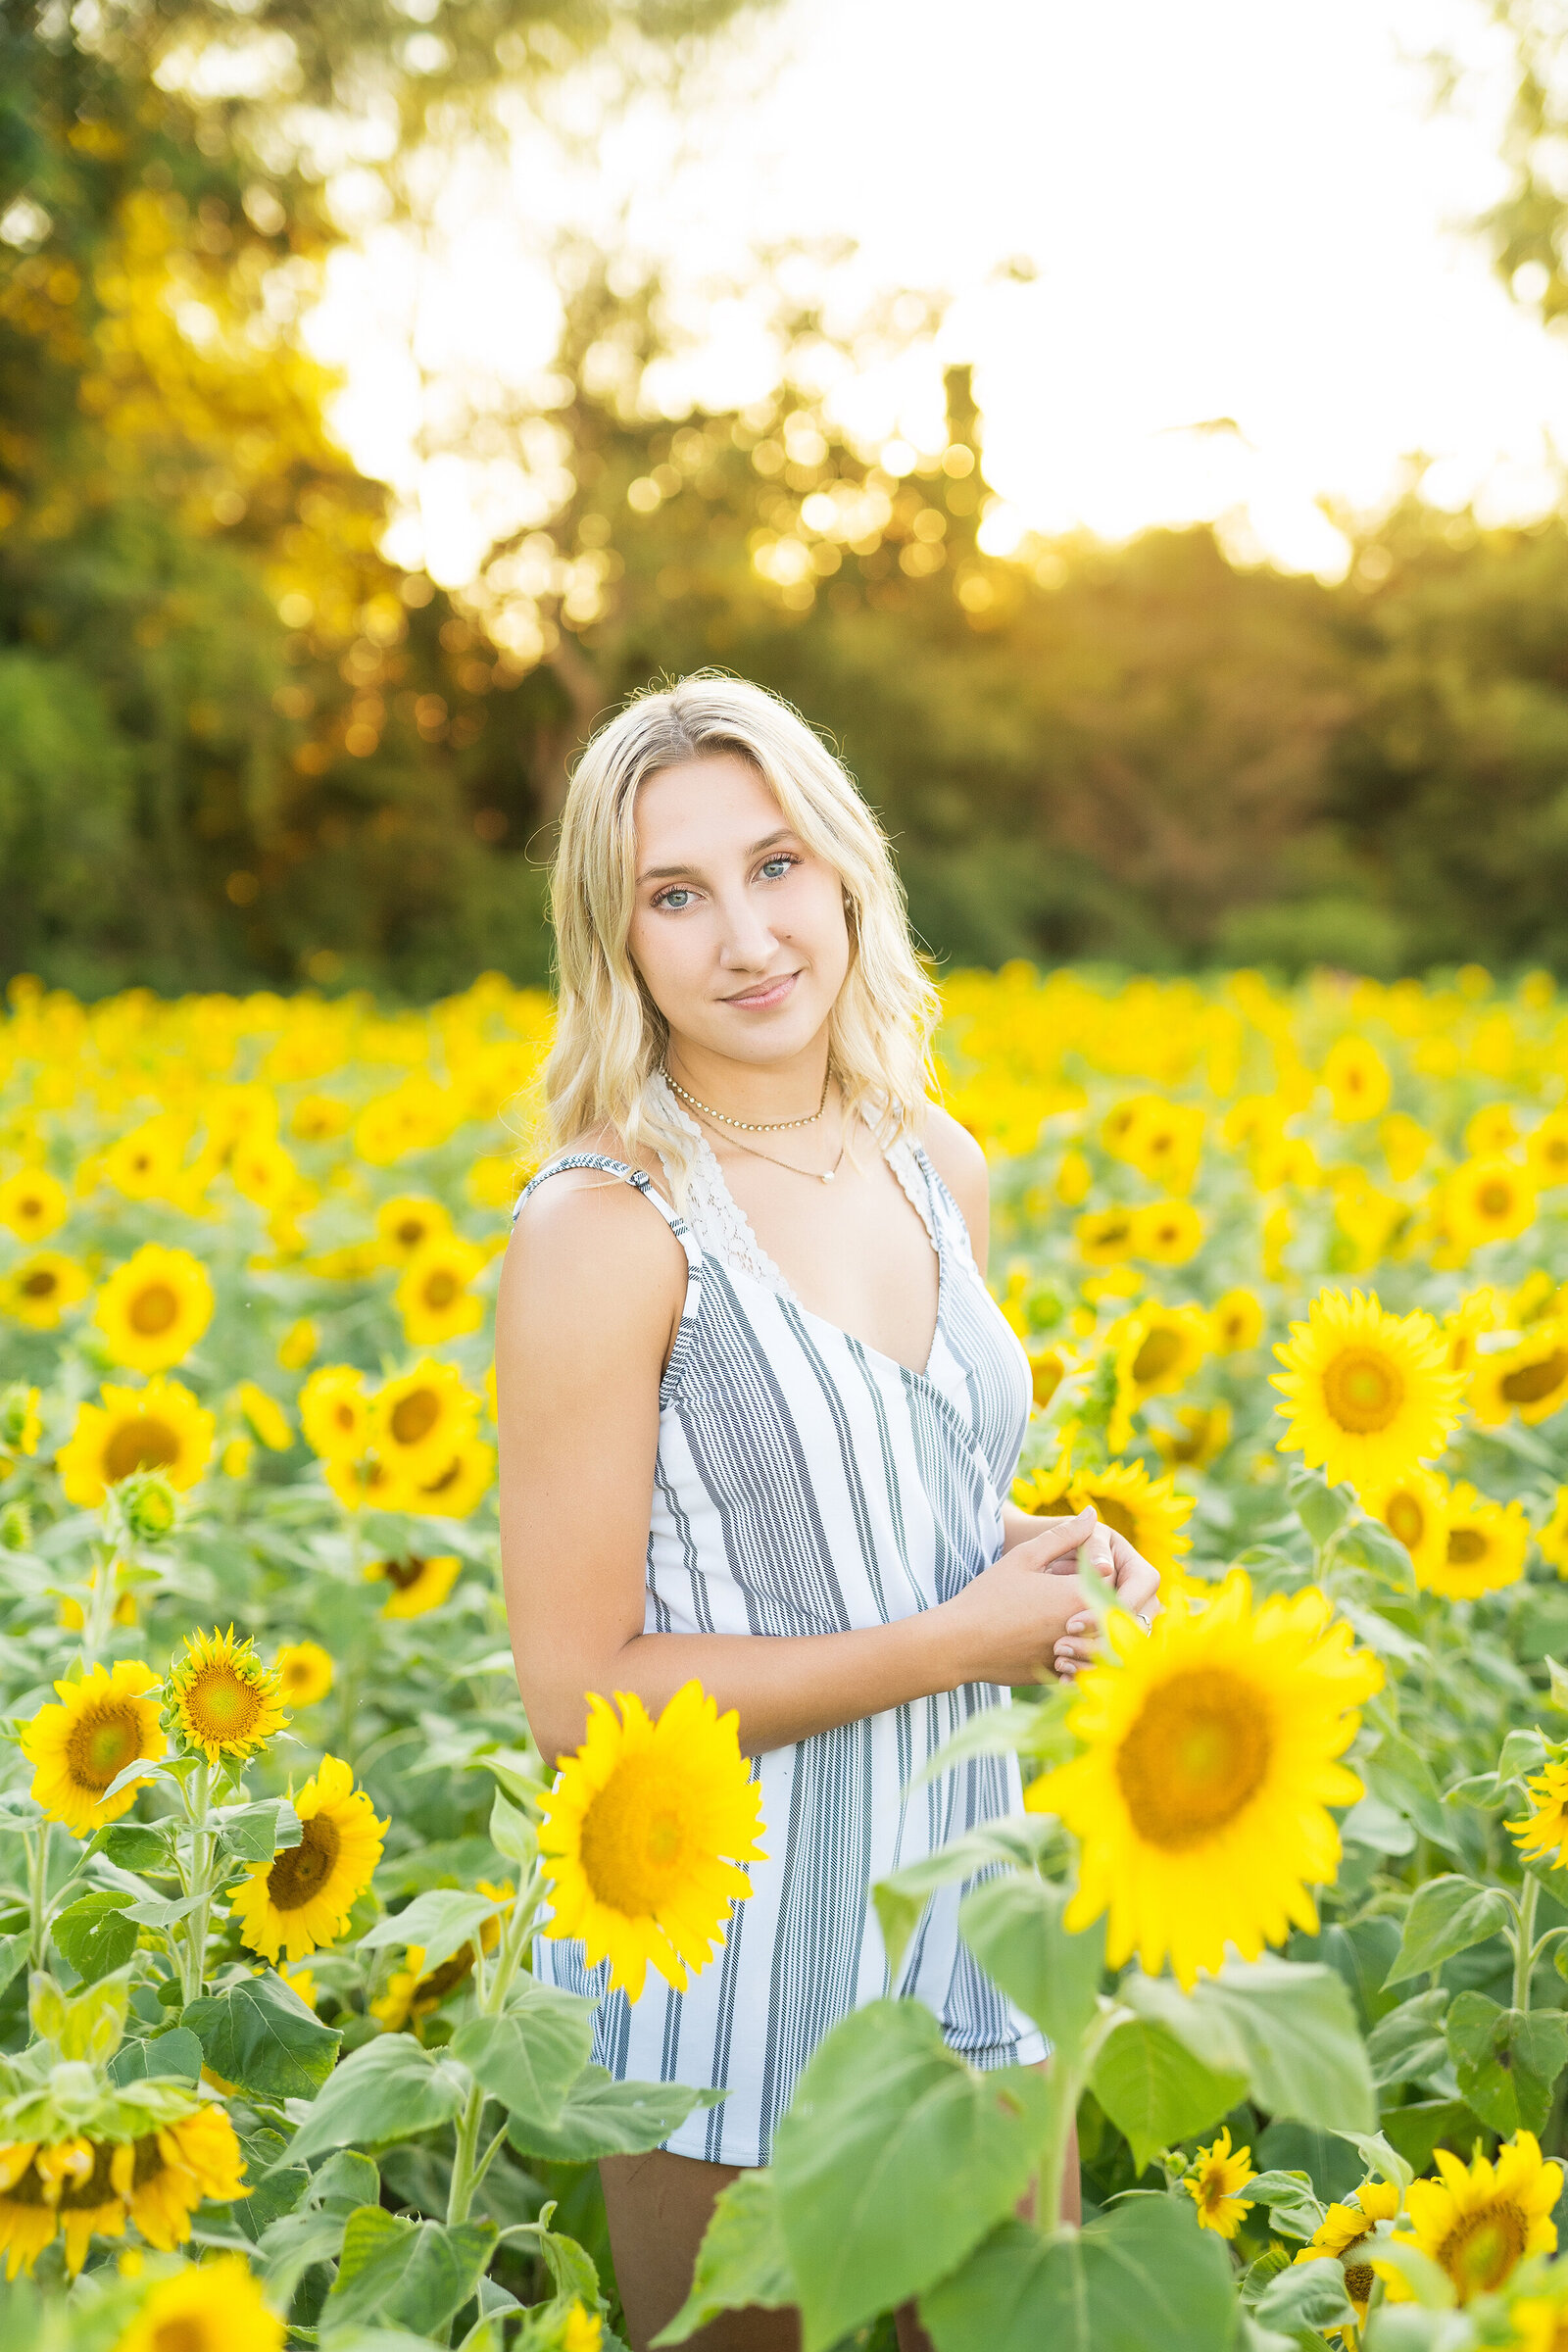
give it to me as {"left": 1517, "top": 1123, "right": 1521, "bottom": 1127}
{"left": 675, "top": 1106, "right": 948, "bottom": 1385}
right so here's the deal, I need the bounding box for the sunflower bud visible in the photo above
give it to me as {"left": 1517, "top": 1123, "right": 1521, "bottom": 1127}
{"left": 0, "top": 1381, "right": 41, "bottom": 1453}
{"left": 112, "top": 1469, "right": 179, "bottom": 1543}
{"left": 0, "top": 1500, "right": 31, "bottom": 1550}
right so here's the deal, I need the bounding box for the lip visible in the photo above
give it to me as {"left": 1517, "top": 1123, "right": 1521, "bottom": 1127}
{"left": 720, "top": 971, "right": 800, "bottom": 1010}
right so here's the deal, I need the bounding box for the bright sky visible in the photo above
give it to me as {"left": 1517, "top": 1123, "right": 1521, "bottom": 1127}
{"left": 309, "top": 0, "right": 1568, "bottom": 584}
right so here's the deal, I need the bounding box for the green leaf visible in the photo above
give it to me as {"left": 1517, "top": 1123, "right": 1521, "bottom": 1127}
{"left": 359, "top": 1889, "right": 501, "bottom": 1976}
{"left": 285, "top": 2034, "right": 470, "bottom": 2165}
{"left": 1376, "top": 2101, "right": 1475, "bottom": 2178}
{"left": 1365, "top": 1737, "right": 1451, "bottom": 1849}
{"left": 306, "top": 2150, "right": 382, "bottom": 2214}
{"left": 958, "top": 1873, "right": 1105, "bottom": 2049}
{"left": 1339, "top": 1794, "right": 1416, "bottom": 1857}
{"left": 122, "top": 1891, "right": 201, "bottom": 1930}
{"left": 326, "top": 2205, "right": 499, "bottom": 2336}
{"left": 919, "top": 2199, "right": 1237, "bottom": 2352}
{"left": 1249, "top": 2254, "right": 1355, "bottom": 2334}
{"left": 450, "top": 1979, "right": 596, "bottom": 2132}
{"left": 1333, "top": 2129, "right": 1413, "bottom": 2191}
{"left": 1383, "top": 1878, "right": 1513, "bottom": 1987}
{"left": 872, "top": 1816, "right": 1059, "bottom": 1984}
{"left": 1123, "top": 1959, "right": 1376, "bottom": 2132}
{"left": 0, "top": 1932, "right": 26, "bottom": 1998}
{"left": 904, "top": 1697, "right": 1059, "bottom": 1797}
{"left": 1090, "top": 2016, "right": 1248, "bottom": 2173}
{"left": 1544, "top": 1653, "right": 1568, "bottom": 1711}
{"left": 1445, "top": 1992, "right": 1568, "bottom": 2135}
{"left": 184, "top": 1971, "right": 341, "bottom": 2102}
{"left": 653, "top": 2169, "right": 793, "bottom": 2345}
{"left": 1244, "top": 2171, "right": 1326, "bottom": 2242}
{"left": 505, "top": 2065, "right": 726, "bottom": 2162}
{"left": 488, "top": 1789, "right": 536, "bottom": 1869}
{"left": 1288, "top": 1469, "right": 1351, "bottom": 1547}
{"left": 1367, "top": 1990, "right": 1450, "bottom": 2090}
{"left": 216, "top": 1797, "right": 303, "bottom": 1863}
{"left": 108, "top": 2026, "right": 203, "bottom": 2085}
{"left": 103, "top": 1821, "right": 172, "bottom": 1870}
{"left": 1337, "top": 1517, "right": 1416, "bottom": 1588}
{"left": 771, "top": 1998, "right": 1054, "bottom": 2352}
{"left": 51, "top": 1888, "right": 136, "bottom": 1984}
{"left": 31, "top": 1968, "right": 128, "bottom": 2063}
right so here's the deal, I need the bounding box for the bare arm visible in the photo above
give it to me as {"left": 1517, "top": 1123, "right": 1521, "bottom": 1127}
{"left": 496, "top": 1166, "right": 1095, "bottom": 1764}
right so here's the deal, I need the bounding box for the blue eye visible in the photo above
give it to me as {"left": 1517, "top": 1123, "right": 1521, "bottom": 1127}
{"left": 759, "top": 856, "right": 795, "bottom": 880}
{"left": 657, "top": 888, "right": 693, "bottom": 911}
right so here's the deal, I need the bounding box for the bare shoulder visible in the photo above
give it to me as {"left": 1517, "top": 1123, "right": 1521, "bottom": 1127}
{"left": 918, "top": 1102, "right": 989, "bottom": 1216}
{"left": 501, "top": 1125, "right": 684, "bottom": 1328}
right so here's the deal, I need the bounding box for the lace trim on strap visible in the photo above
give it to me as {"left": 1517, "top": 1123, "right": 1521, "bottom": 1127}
{"left": 650, "top": 1074, "right": 792, "bottom": 1296}
{"left": 885, "top": 1135, "right": 938, "bottom": 1248}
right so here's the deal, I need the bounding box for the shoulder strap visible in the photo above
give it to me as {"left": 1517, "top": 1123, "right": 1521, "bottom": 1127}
{"left": 908, "top": 1139, "right": 978, "bottom": 1269}
{"left": 513, "top": 1152, "right": 703, "bottom": 1407}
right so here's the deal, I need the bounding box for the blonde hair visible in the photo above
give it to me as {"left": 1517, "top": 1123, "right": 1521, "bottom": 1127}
{"left": 544, "top": 672, "right": 939, "bottom": 1199}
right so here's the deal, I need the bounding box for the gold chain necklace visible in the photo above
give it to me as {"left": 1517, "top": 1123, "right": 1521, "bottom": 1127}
{"left": 662, "top": 1062, "right": 829, "bottom": 1132}
{"left": 695, "top": 1106, "right": 847, "bottom": 1186}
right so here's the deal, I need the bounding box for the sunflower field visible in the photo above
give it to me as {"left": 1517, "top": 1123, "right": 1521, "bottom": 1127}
{"left": 6, "top": 962, "right": 1568, "bottom": 2351}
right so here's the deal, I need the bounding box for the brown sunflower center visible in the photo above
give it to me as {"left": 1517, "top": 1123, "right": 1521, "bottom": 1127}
{"left": 420, "top": 1269, "right": 461, "bottom": 1309}
{"left": 331, "top": 1400, "right": 359, "bottom": 1433}
{"left": 1438, "top": 2201, "right": 1530, "bottom": 2295}
{"left": 65, "top": 1702, "right": 144, "bottom": 1791}
{"left": 1477, "top": 1181, "right": 1515, "bottom": 1219}
{"left": 389, "top": 1390, "right": 440, "bottom": 1446}
{"left": 1095, "top": 1217, "right": 1131, "bottom": 1248}
{"left": 269, "top": 1813, "right": 342, "bottom": 1909}
{"left": 23, "top": 1269, "right": 60, "bottom": 1298}
{"left": 51, "top": 2141, "right": 120, "bottom": 2210}
{"left": 416, "top": 1948, "right": 476, "bottom": 2003}
{"left": 1083, "top": 1493, "right": 1139, "bottom": 1543}
{"left": 395, "top": 1217, "right": 426, "bottom": 1248}
{"left": 1342, "top": 2253, "right": 1375, "bottom": 2309}
{"left": 127, "top": 1283, "right": 179, "bottom": 1336}
{"left": 181, "top": 1663, "right": 265, "bottom": 1741}
{"left": 150, "top": 2315, "right": 210, "bottom": 2352}
{"left": 1446, "top": 1526, "right": 1489, "bottom": 1565}
{"left": 104, "top": 1417, "right": 180, "bottom": 1482}
{"left": 1115, "top": 1668, "right": 1272, "bottom": 1849}
{"left": 1322, "top": 1346, "right": 1404, "bottom": 1433}
{"left": 421, "top": 1456, "right": 464, "bottom": 1495}
{"left": 381, "top": 1555, "right": 427, "bottom": 1591}
{"left": 1133, "top": 1329, "right": 1183, "bottom": 1384}
{"left": 1385, "top": 1493, "right": 1427, "bottom": 1549}
{"left": 578, "top": 1758, "right": 689, "bottom": 1915}
{"left": 1501, "top": 1350, "right": 1568, "bottom": 1404}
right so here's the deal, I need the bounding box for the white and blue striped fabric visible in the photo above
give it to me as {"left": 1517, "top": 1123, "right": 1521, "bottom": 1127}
{"left": 514, "top": 1094, "right": 1045, "bottom": 2165}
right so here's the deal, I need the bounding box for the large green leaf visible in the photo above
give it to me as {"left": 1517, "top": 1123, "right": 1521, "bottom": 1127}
{"left": 1367, "top": 1989, "right": 1450, "bottom": 2090}
{"left": 919, "top": 2198, "right": 1237, "bottom": 2352}
{"left": 504, "top": 2065, "right": 725, "bottom": 2162}
{"left": 653, "top": 2169, "right": 794, "bottom": 2345}
{"left": 285, "top": 2034, "right": 470, "bottom": 2165}
{"left": 450, "top": 1979, "right": 595, "bottom": 2133}
{"left": 872, "top": 1817, "right": 1058, "bottom": 1984}
{"left": 184, "top": 1971, "right": 341, "bottom": 2101}
{"left": 1445, "top": 1993, "right": 1568, "bottom": 2135}
{"left": 216, "top": 1796, "right": 303, "bottom": 1864}
{"left": 771, "top": 1998, "right": 1053, "bottom": 2352}
{"left": 1250, "top": 2254, "right": 1355, "bottom": 2334}
{"left": 359, "top": 1889, "right": 503, "bottom": 1977}
{"left": 108, "top": 2026, "right": 203, "bottom": 2086}
{"left": 958, "top": 1874, "right": 1105, "bottom": 2050}
{"left": 1091, "top": 2016, "right": 1248, "bottom": 2173}
{"left": 326, "top": 2204, "right": 498, "bottom": 2335}
{"left": 1384, "top": 1878, "right": 1511, "bottom": 1987}
{"left": 51, "top": 1889, "right": 137, "bottom": 1984}
{"left": 1127, "top": 1960, "right": 1376, "bottom": 2133}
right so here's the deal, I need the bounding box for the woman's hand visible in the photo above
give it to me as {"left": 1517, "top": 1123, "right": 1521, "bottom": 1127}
{"left": 1018, "top": 1507, "right": 1161, "bottom": 1681}
{"left": 942, "top": 1506, "right": 1104, "bottom": 1686}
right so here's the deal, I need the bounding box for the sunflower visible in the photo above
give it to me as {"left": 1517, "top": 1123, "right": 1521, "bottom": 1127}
{"left": 21, "top": 1660, "right": 166, "bottom": 1836}
{"left": 0, "top": 2141, "right": 59, "bottom": 2278}
{"left": 1, "top": 1249, "right": 90, "bottom": 1330}
{"left": 370, "top": 1359, "right": 481, "bottom": 1481}
{"left": 1209, "top": 1288, "right": 1264, "bottom": 1354}
{"left": 369, "top": 1878, "right": 513, "bottom": 2030}
{"left": 1381, "top": 1111, "right": 1433, "bottom": 1183}
{"left": 1511, "top": 2288, "right": 1568, "bottom": 2352}
{"left": 1271, "top": 1290, "right": 1464, "bottom": 1491}
{"left": 1444, "top": 1288, "right": 1502, "bottom": 1375}
{"left": 1152, "top": 1402, "right": 1233, "bottom": 1471}
{"left": 94, "top": 1246, "right": 215, "bottom": 1374}
{"left": 58, "top": 1379, "right": 216, "bottom": 1507}
{"left": 228, "top": 1138, "right": 300, "bottom": 1211}
{"left": 0, "top": 1382, "right": 41, "bottom": 1459}
{"left": 1423, "top": 1483, "right": 1530, "bottom": 1600}
{"left": 1066, "top": 1455, "right": 1194, "bottom": 1576}
{"left": 411, "top": 1437, "right": 496, "bottom": 1519}
{"left": 104, "top": 1117, "right": 188, "bottom": 1202}
{"left": 1446, "top": 1156, "right": 1538, "bottom": 1255}
{"left": 1467, "top": 1102, "right": 1520, "bottom": 1157}
{"left": 1129, "top": 1200, "right": 1204, "bottom": 1267}
{"left": 1028, "top": 1345, "right": 1071, "bottom": 1410}
{"left": 25, "top": 2136, "right": 127, "bottom": 2275}
{"left": 1508, "top": 1756, "right": 1568, "bottom": 1872}
{"left": 277, "top": 1315, "right": 318, "bottom": 1370}
{"left": 562, "top": 2306, "right": 604, "bottom": 2352}
{"left": 1527, "top": 1112, "right": 1568, "bottom": 1191}
{"left": 1357, "top": 1466, "right": 1450, "bottom": 1585}
{"left": 375, "top": 1193, "right": 454, "bottom": 1262}
{"left": 298, "top": 1365, "right": 370, "bottom": 1461}
{"left": 1183, "top": 2126, "right": 1255, "bottom": 2236}
{"left": 1539, "top": 1489, "right": 1568, "bottom": 1577}
{"left": 1025, "top": 1571, "right": 1382, "bottom": 1988}
{"left": 116, "top": 2105, "right": 248, "bottom": 2250}
{"left": 236, "top": 1382, "right": 293, "bottom": 1452}
{"left": 1293, "top": 2178, "right": 1401, "bottom": 2325}
{"left": 322, "top": 1450, "right": 420, "bottom": 1513}
{"left": 1119, "top": 1098, "right": 1205, "bottom": 1193}
{"left": 540, "top": 1681, "right": 766, "bottom": 2001}
{"left": 116, "top": 2254, "right": 284, "bottom": 2352}
{"left": 275, "top": 1641, "right": 333, "bottom": 1706}
{"left": 365, "top": 1552, "right": 463, "bottom": 1618}
{"left": 1377, "top": 2132, "right": 1561, "bottom": 2305}
{"left": 1076, "top": 1207, "right": 1137, "bottom": 1266}
{"left": 1471, "top": 1321, "right": 1568, "bottom": 1429}
{"left": 291, "top": 1093, "right": 353, "bottom": 1142}
{"left": 280, "top": 1963, "right": 318, "bottom": 2010}
{"left": 1323, "top": 1036, "right": 1390, "bottom": 1123}
{"left": 393, "top": 1238, "right": 487, "bottom": 1346}
{"left": 229, "top": 1753, "right": 387, "bottom": 1963}
{"left": 168, "top": 1628, "right": 288, "bottom": 1765}
{"left": 0, "top": 1166, "right": 69, "bottom": 1242}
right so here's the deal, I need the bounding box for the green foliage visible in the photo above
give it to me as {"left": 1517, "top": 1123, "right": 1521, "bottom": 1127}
{"left": 917, "top": 2202, "right": 1239, "bottom": 2352}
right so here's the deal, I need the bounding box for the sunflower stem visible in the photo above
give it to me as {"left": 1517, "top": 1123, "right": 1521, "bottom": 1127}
{"left": 84, "top": 1539, "right": 119, "bottom": 1666}
{"left": 1513, "top": 1873, "right": 1541, "bottom": 2014}
{"left": 446, "top": 2078, "right": 486, "bottom": 2228}
{"left": 180, "top": 1757, "right": 213, "bottom": 2006}
{"left": 484, "top": 1865, "right": 543, "bottom": 2016}
{"left": 1034, "top": 2050, "right": 1085, "bottom": 2236}
{"left": 26, "top": 1819, "right": 52, "bottom": 1970}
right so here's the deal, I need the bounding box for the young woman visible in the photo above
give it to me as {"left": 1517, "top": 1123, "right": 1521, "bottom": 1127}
{"left": 496, "top": 675, "right": 1160, "bottom": 2352}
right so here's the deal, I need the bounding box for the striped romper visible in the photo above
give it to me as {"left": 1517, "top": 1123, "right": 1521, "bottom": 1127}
{"left": 517, "top": 1083, "right": 1046, "bottom": 2167}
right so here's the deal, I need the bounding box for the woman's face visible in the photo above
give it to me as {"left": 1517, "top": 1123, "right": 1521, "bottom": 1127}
{"left": 626, "top": 753, "right": 852, "bottom": 1071}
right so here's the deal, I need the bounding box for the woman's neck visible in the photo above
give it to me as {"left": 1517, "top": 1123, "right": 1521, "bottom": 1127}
{"left": 662, "top": 1038, "right": 831, "bottom": 1127}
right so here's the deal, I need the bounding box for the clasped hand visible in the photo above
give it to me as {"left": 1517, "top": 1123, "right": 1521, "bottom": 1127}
{"left": 947, "top": 1504, "right": 1160, "bottom": 1686}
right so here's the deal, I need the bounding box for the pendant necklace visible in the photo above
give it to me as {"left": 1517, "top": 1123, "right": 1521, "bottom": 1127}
{"left": 662, "top": 1063, "right": 830, "bottom": 1132}
{"left": 693, "top": 1104, "right": 847, "bottom": 1186}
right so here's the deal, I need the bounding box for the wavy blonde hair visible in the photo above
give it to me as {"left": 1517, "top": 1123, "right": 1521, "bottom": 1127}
{"left": 544, "top": 671, "right": 939, "bottom": 1199}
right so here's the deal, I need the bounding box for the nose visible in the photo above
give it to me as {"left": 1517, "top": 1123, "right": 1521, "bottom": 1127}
{"left": 714, "top": 886, "right": 780, "bottom": 971}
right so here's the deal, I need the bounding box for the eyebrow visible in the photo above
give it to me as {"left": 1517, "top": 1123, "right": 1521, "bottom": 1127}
{"left": 636, "top": 828, "right": 795, "bottom": 884}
